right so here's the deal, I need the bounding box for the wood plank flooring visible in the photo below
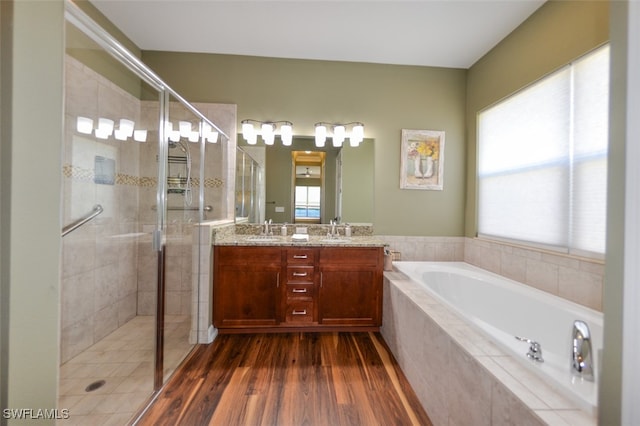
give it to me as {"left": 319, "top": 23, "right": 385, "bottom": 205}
{"left": 135, "top": 332, "right": 432, "bottom": 426}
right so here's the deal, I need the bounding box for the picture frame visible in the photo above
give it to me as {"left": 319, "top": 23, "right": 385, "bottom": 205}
{"left": 400, "top": 129, "right": 445, "bottom": 190}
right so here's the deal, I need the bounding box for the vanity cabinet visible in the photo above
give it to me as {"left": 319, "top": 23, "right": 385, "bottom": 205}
{"left": 213, "top": 244, "right": 383, "bottom": 332}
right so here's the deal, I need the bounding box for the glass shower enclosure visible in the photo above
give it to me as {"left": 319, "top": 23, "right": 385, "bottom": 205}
{"left": 59, "top": 3, "right": 227, "bottom": 423}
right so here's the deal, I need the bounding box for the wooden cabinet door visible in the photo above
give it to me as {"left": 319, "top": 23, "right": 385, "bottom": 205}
{"left": 318, "top": 247, "right": 383, "bottom": 326}
{"left": 213, "top": 246, "right": 281, "bottom": 328}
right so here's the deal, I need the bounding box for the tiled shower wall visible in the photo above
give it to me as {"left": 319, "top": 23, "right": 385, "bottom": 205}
{"left": 62, "top": 55, "right": 237, "bottom": 362}
{"left": 61, "top": 56, "right": 144, "bottom": 363}
{"left": 380, "top": 235, "right": 604, "bottom": 311}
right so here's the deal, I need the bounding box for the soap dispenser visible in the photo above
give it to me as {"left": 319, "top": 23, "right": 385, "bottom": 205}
{"left": 281, "top": 223, "right": 288, "bottom": 237}
{"left": 344, "top": 223, "right": 352, "bottom": 237}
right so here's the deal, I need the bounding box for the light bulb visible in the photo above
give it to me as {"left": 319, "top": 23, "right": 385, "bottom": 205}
{"left": 263, "top": 132, "right": 275, "bottom": 145}
{"left": 114, "top": 129, "right": 127, "bottom": 141}
{"left": 333, "top": 125, "right": 345, "bottom": 147}
{"left": 315, "top": 125, "right": 326, "bottom": 147}
{"left": 119, "top": 119, "right": 135, "bottom": 137}
{"left": 280, "top": 124, "right": 293, "bottom": 146}
{"left": 242, "top": 122, "right": 254, "bottom": 141}
{"left": 97, "top": 118, "right": 114, "bottom": 136}
{"left": 207, "top": 131, "right": 219, "bottom": 143}
{"left": 179, "top": 121, "right": 192, "bottom": 138}
{"left": 134, "top": 130, "right": 147, "bottom": 142}
{"left": 247, "top": 133, "right": 257, "bottom": 145}
{"left": 76, "top": 117, "right": 93, "bottom": 134}
{"left": 351, "top": 124, "right": 364, "bottom": 144}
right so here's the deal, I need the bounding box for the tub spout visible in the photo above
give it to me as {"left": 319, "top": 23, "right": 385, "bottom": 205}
{"left": 572, "top": 320, "right": 594, "bottom": 381}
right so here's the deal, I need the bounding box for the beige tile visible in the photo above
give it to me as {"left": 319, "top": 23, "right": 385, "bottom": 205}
{"left": 525, "top": 258, "right": 559, "bottom": 295}
{"left": 492, "top": 382, "right": 548, "bottom": 426}
{"left": 498, "top": 357, "right": 577, "bottom": 410}
{"left": 476, "top": 356, "right": 548, "bottom": 409}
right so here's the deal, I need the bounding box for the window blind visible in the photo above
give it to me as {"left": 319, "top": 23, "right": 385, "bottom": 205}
{"left": 478, "top": 45, "right": 609, "bottom": 256}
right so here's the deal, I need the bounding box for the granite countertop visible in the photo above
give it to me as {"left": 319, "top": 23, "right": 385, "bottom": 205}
{"left": 214, "top": 234, "right": 385, "bottom": 247}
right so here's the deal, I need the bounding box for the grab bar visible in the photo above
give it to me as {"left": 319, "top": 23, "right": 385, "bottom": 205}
{"left": 61, "top": 204, "right": 103, "bottom": 237}
{"left": 151, "top": 205, "right": 212, "bottom": 212}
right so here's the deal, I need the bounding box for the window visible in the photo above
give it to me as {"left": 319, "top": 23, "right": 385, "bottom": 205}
{"left": 478, "top": 45, "right": 609, "bottom": 256}
{"left": 295, "top": 186, "right": 321, "bottom": 219}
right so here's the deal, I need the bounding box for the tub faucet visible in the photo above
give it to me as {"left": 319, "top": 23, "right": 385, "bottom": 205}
{"left": 572, "top": 320, "right": 594, "bottom": 381}
{"left": 515, "top": 336, "right": 544, "bottom": 362}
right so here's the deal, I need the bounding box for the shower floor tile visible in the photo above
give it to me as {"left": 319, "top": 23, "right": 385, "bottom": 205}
{"left": 57, "top": 315, "right": 192, "bottom": 425}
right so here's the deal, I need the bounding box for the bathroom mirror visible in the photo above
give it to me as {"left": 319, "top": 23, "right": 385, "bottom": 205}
{"left": 236, "top": 135, "right": 374, "bottom": 224}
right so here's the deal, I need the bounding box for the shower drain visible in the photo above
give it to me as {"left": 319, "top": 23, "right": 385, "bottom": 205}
{"left": 85, "top": 380, "right": 106, "bottom": 392}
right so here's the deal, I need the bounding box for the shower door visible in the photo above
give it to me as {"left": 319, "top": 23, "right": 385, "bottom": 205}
{"left": 61, "top": 4, "right": 196, "bottom": 422}
{"left": 61, "top": 16, "right": 165, "bottom": 421}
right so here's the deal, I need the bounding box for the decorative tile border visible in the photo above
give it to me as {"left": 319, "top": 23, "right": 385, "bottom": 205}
{"left": 63, "top": 164, "right": 224, "bottom": 188}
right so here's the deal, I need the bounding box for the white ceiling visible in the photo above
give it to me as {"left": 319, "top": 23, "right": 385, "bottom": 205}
{"left": 91, "top": 0, "right": 545, "bottom": 69}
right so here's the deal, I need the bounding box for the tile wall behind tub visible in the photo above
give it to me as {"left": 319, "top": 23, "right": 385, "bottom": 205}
{"left": 380, "top": 236, "right": 465, "bottom": 261}
{"left": 464, "top": 238, "right": 605, "bottom": 312}
{"left": 379, "top": 235, "right": 603, "bottom": 311}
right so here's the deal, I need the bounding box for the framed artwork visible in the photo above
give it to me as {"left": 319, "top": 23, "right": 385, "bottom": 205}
{"left": 400, "top": 129, "right": 445, "bottom": 190}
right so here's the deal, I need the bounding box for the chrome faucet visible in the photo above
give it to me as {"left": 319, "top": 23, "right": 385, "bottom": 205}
{"left": 263, "top": 219, "right": 272, "bottom": 236}
{"left": 329, "top": 220, "right": 337, "bottom": 238}
{"left": 572, "top": 320, "right": 594, "bottom": 381}
{"left": 515, "top": 336, "right": 544, "bottom": 362}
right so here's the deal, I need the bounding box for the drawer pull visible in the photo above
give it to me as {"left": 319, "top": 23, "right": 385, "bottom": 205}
{"left": 292, "top": 288, "right": 307, "bottom": 293}
{"left": 292, "top": 309, "right": 307, "bottom": 315}
{"left": 292, "top": 272, "right": 308, "bottom": 277}
{"left": 293, "top": 254, "right": 308, "bottom": 259}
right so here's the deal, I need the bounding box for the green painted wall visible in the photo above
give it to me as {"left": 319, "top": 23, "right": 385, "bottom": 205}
{"left": 1, "top": 1, "right": 65, "bottom": 422}
{"left": 342, "top": 139, "right": 374, "bottom": 223}
{"left": 465, "top": 0, "right": 610, "bottom": 237}
{"left": 142, "top": 52, "right": 468, "bottom": 236}
{"left": 67, "top": 1, "right": 143, "bottom": 99}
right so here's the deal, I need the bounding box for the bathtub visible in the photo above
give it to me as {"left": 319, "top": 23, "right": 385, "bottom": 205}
{"left": 383, "top": 261, "right": 601, "bottom": 424}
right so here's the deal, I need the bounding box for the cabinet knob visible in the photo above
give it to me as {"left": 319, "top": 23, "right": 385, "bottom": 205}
{"left": 292, "top": 309, "right": 307, "bottom": 315}
{"left": 292, "top": 288, "right": 307, "bottom": 293}
{"left": 292, "top": 272, "right": 308, "bottom": 277}
{"left": 293, "top": 255, "right": 308, "bottom": 259}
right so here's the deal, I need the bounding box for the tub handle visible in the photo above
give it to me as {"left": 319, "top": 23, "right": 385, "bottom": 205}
{"left": 515, "top": 336, "right": 544, "bottom": 363}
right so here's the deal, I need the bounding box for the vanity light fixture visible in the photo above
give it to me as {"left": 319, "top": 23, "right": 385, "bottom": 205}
{"left": 314, "top": 122, "right": 365, "bottom": 147}
{"left": 241, "top": 119, "right": 294, "bottom": 146}
{"left": 77, "top": 115, "right": 149, "bottom": 142}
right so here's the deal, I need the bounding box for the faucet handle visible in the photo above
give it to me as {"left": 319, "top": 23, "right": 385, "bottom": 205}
{"left": 515, "top": 336, "right": 544, "bottom": 362}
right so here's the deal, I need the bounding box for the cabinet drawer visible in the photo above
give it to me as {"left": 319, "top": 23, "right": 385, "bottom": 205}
{"left": 286, "top": 249, "right": 317, "bottom": 265}
{"left": 286, "top": 283, "right": 315, "bottom": 299}
{"left": 319, "top": 247, "right": 382, "bottom": 266}
{"left": 216, "top": 246, "right": 281, "bottom": 265}
{"left": 286, "top": 266, "right": 314, "bottom": 283}
{"left": 285, "top": 301, "right": 314, "bottom": 323}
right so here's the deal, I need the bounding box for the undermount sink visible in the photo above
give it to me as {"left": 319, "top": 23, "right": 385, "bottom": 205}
{"left": 245, "top": 236, "right": 281, "bottom": 242}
